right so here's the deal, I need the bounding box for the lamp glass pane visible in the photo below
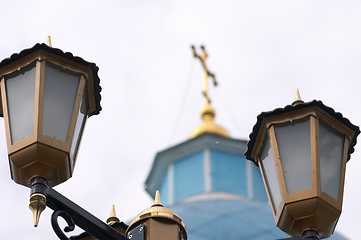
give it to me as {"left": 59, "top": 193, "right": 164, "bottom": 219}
{"left": 5, "top": 63, "right": 36, "bottom": 144}
{"left": 259, "top": 135, "right": 282, "bottom": 212}
{"left": 274, "top": 118, "right": 312, "bottom": 194}
{"left": 70, "top": 89, "right": 88, "bottom": 163}
{"left": 319, "top": 119, "right": 344, "bottom": 200}
{"left": 42, "top": 63, "right": 80, "bottom": 142}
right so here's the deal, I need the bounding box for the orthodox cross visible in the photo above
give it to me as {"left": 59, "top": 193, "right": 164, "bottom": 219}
{"left": 191, "top": 45, "right": 218, "bottom": 104}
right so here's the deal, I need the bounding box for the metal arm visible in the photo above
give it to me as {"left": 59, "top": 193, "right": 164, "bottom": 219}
{"left": 30, "top": 177, "right": 128, "bottom": 240}
{"left": 278, "top": 230, "right": 320, "bottom": 240}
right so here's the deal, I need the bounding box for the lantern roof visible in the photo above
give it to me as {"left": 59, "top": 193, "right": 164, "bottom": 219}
{"left": 0, "top": 43, "right": 102, "bottom": 116}
{"left": 245, "top": 100, "right": 360, "bottom": 165}
{"left": 127, "top": 190, "right": 187, "bottom": 239}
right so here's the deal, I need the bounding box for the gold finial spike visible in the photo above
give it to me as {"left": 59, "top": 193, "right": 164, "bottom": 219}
{"left": 292, "top": 89, "right": 304, "bottom": 105}
{"left": 47, "top": 36, "right": 52, "bottom": 47}
{"left": 106, "top": 204, "right": 120, "bottom": 225}
{"left": 153, "top": 190, "right": 163, "bottom": 207}
{"left": 29, "top": 193, "right": 46, "bottom": 227}
{"left": 110, "top": 204, "right": 117, "bottom": 217}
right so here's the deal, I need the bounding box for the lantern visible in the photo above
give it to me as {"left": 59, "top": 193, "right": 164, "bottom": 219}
{"left": 245, "top": 95, "right": 359, "bottom": 238}
{"left": 0, "top": 43, "right": 101, "bottom": 187}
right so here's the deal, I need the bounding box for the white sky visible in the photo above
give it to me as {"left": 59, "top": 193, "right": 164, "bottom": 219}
{"left": 0, "top": 0, "right": 361, "bottom": 239}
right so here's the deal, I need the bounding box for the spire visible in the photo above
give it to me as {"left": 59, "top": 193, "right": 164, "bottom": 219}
{"left": 189, "top": 45, "right": 230, "bottom": 138}
{"left": 47, "top": 36, "right": 52, "bottom": 47}
{"left": 292, "top": 89, "right": 304, "bottom": 106}
{"left": 106, "top": 204, "right": 120, "bottom": 225}
{"left": 153, "top": 190, "right": 162, "bottom": 206}
{"left": 29, "top": 193, "right": 46, "bottom": 227}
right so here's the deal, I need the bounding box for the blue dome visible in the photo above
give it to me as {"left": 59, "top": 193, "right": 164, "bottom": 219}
{"left": 172, "top": 197, "right": 287, "bottom": 239}
{"left": 145, "top": 133, "right": 347, "bottom": 239}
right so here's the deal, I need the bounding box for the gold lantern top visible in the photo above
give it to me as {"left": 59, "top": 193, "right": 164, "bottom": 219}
{"left": 245, "top": 99, "right": 359, "bottom": 165}
{"left": 0, "top": 43, "right": 102, "bottom": 117}
{"left": 127, "top": 191, "right": 187, "bottom": 240}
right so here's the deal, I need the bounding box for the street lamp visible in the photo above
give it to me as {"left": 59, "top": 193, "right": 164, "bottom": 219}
{"left": 0, "top": 43, "right": 126, "bottom": 240}
{"left": 245, "top": 91, "right": 360, "bottom": 239}
{"left": 0, "top": 42, "right": 187, "bottom": 240}
{"left": 0, "top": 43, "right": 101, "bottom": 187}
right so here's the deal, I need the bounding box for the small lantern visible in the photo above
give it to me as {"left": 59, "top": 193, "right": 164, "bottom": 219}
{"left": 0, "top": 43, "right": 101, "bottom": 187}
{"left": 245, "top": 93, "right": 359, "bottom": 238}
{"left": 127, "top": 191, "right": 187, "bottom": 240}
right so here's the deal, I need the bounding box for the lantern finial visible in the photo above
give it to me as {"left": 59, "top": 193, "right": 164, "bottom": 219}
{"left": 47, "top": 36, "right": 52, "bottom": 47}
{"left": 153, "top": 190, "right": 162, "bottom": 206}
{"left": 106, "top": 204, "right": 120, "bottom": 225}
{"left": 29, "top": 193, "right": 46, "bottom": 227}
{"left": 292, "top": 89, "right": 304, "bottom": 105}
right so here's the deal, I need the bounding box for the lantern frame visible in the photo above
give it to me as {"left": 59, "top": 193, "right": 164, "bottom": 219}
{"left": 245, "top": 100, "right": 359, "bottom": 238}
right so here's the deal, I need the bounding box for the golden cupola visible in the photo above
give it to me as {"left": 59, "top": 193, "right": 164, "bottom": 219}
{"left": 189, "top": 101, "right": 229, "bottom": 138}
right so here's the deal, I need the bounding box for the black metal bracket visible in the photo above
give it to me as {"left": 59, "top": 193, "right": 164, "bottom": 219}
{"left": 127, "top": 223, "right": 145, "bottom": 240}
{"left": 30, "top": 177, "right": 128, "bottom": 240}
{"left": 278, "top": 230, "right": 320, "bottom": 240}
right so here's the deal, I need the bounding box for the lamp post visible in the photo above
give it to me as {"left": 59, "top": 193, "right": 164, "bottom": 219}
{"left": 245, "top": 92, "right": 360, "bottom": 239}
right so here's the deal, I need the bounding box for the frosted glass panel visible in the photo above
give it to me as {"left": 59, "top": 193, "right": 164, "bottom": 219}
{"left": 260, "top": 135, "right": 282, "bottom": 212}
{"left": 319, "top": 120, "right": 344, "bottom": 200}
{"left": 275, "top": 119, "right": 312, "bottom": 194}
{"left": 43, "top": 63, "right": 80, "bottom": 142}
{"left": 70, "top": 90, "right": 88, "bottom": 163}
{"left": 5, "top": 64, "right": 36, "bottom": 144}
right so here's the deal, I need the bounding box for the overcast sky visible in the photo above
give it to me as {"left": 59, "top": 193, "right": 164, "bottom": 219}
{"left": 0, "top": 0, "right": 361, "bottom": 239}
